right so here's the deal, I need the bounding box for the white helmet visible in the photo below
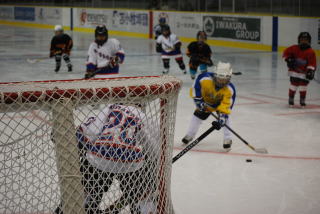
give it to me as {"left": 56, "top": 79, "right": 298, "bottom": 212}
{"left": 54, "top": 25, "right": 63, "bottom": 32}
{"left": 213, "top": 62, "right": 233, "bottom": 87}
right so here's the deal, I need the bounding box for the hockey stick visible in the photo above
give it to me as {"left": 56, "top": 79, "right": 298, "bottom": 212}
{"left": 26, "top": 57, "right": 48, "bottom": 64}
{"left": 172, "top": 122, "right": 218, "bottom": 163}
{"left": 211, "top": 113, "right": 268, "bottom": 154}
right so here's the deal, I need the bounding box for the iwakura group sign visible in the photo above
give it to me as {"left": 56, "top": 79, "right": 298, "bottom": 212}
{"left": 203, "top": 15, "right": 261, "bottom": 42}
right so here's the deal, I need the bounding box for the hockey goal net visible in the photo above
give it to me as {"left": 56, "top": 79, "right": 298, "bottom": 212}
{"left": 0, "top": 76, "right": 182, "bottom": 214}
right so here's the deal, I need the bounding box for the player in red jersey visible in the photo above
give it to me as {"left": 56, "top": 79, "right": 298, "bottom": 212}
{"left": 283, "top": 32, "right": 317, "bottom": 107}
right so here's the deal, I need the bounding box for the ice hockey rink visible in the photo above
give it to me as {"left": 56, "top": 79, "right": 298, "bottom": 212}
{"left": 1, "top": 25, "right": 320, "bottom": 214}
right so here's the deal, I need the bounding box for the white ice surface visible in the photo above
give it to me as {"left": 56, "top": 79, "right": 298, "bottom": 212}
{"left": 1, "top": 25, "right": 320, "bottom": 214}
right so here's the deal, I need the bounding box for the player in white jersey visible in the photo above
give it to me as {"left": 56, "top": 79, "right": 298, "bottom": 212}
{"left": 84, "top": 25, "right": 125, "bottom": 79}
{"left": 156, "top": 24, "right": 186, "bottom": 74}
{"left": 54, "top": 104, "right": 158, "bottom": 214}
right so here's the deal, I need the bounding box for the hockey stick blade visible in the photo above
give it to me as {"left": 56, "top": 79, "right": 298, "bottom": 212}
{"left": 26, "top": 58, "right": 38, "bottom": 64}
{"left": 211, "top": 113, "right": 268, "bottom": 154}
{"left": 26, "top": 57, "right": 48, "bottom": 64}
{"left": 254, "top": 147, "right": 268, "bottom": 154}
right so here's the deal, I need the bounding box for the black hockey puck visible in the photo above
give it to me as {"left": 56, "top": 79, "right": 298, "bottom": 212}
{"left": 246, "top": 159, "right": 252, "bottom": 162}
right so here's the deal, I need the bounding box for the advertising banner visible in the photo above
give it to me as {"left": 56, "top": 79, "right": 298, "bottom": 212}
{"left": 14, "top": 7, "right": 35, "bottom": 21}
{"left": 78, "top": 9, "right": 109, "bottom": 27}
{"left": 36, "top": 7, "right": 62, "bottom": 25}
{"left": 111, "top": 10, "right": 148, "bottom": 32}
{"left": 175, "top": 13, "right": 201, "bottom": 38}
{"left": 0, "top": 6, "right": 14, "bottom": 20}
{"left": 76, "top": 8, "right": 149, "bottom": 34}
{"left": 203, "top": 15, "right": 261, "bottom": 41}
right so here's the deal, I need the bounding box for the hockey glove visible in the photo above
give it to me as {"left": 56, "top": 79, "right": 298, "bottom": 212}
{"left": 306, "top": 69, "right": 315, "bottom": 80}
{"left": 194, "top": 97, "right": 206, "bottom": 111}
{"left": 174, "top": 42, "right": 182, "bottom": 52}
{"left": 84, "top": 69, "right": 95, "bottom": 79}
{"left": 156, "top": 43, "right": 163, "bottom": 53}
{"left": 109, "top": 56, "right": 120, "bottom": 68}
{"left": 285, "top": 57, "right": 296, "bottom": 70}
{"left": 211, "top": 121, "right": 221, "bottom": 130}
{"left": 217, "top": 113, "right": 228, "bottom": 126}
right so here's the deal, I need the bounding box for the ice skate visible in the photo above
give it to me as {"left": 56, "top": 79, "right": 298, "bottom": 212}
{"left": 223, "top": 139, "right": 232, "bottom": 152}
{"left": 288, "top": 97, "right": 294, "bottom": 108}
{"left": 54, "top": 65, "right": 60, "bottom": 73}
{"left": 300, "top": 98, "right": 306, "bottom": 108}
{"left": 67, "top": 64, "right": 72, "bottom": 72}
{"left": 162, "top": 68, "right": 169, "bottom": 75}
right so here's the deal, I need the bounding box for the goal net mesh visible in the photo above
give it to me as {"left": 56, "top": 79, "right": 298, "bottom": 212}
{"left": 0, "top": 76, "right": 182, "bottom": 214}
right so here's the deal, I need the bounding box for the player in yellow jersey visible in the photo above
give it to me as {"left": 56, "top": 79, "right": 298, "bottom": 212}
{"left": 182, "top": 62, "right": 236, "bottom": 151}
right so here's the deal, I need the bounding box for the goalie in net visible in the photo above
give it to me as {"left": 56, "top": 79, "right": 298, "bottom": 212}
{"left": 54, "top": 103, "right": 159, "bottom": 214}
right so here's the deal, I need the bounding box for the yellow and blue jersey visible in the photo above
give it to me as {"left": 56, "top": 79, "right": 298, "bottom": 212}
{"left": 190, "top": 72, "right": 236, "bottom": 115}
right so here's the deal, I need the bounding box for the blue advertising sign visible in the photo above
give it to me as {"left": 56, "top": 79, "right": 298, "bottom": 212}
{"left": 14, "top": 7, "right": 35, "bottom": 21}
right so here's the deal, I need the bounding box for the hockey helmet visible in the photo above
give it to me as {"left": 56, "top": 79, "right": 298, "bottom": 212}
{"left": 197, "top": 31, "right": 207, "bottom": 41}
{"left": 161, "top": 24, "right": 171, "bottom": 36}
{"left": 159, "top": 17, "right": 166, "bottom": 24}
{"left": 298, "top": 32, "right": 311, "bottom": 50}
{"left": 95, "top": 25, "right": 108, "bottom": 46}
{"left": 213, "top": 62, "right": 233, "bottom": 87}
{"left": 54, "top": 25, "right": 63, "bottom": 33}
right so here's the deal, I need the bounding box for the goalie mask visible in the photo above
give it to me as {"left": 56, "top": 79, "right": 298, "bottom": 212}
{"left": 298, "top": 32, "right": 311, "bottom": 50}
{"left": 95, "top": 25, "right": 108, "bottom": 46}
{"left": 213, "top": 62, "right": 232, "bottom": 88}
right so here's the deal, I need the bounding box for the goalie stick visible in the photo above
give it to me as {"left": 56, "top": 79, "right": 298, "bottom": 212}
{"left": 211, "top": 113, "right": 268, "bottom": 154}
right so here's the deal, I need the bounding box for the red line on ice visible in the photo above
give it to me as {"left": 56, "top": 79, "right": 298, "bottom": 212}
{"left": 173, "top": 147, "right": 320, "bottom": 161}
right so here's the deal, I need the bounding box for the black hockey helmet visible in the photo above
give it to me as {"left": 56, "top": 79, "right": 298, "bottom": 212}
{"left": 95, "top": 25, "right": 108, "bottom": 46}
{"left": 298, "top": 32, "right": 311, "bottom": 50}
{"left": 197, "top": 31, "right": 207, "bottom": 41}
{"left": 298, "top": 32, "right": 311, "bottom": 43}
{"left": 161, "top": 24, "right": 171, "bottom": 36}
{"left": 159, "top": 17, "right": 166, "bottom": 24}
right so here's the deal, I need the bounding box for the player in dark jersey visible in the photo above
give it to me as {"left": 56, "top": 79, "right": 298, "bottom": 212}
{"left": 283, "top": 32, "right": 317, "bottom": 107}
{"left": 50, "top": 25, "right": 73, "bottom": 73}
{"left": 186, "top": 31, "right": 213, "bottom": 79}
{"left": 153, "top": 17, "right": 167, "bottom": 40}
